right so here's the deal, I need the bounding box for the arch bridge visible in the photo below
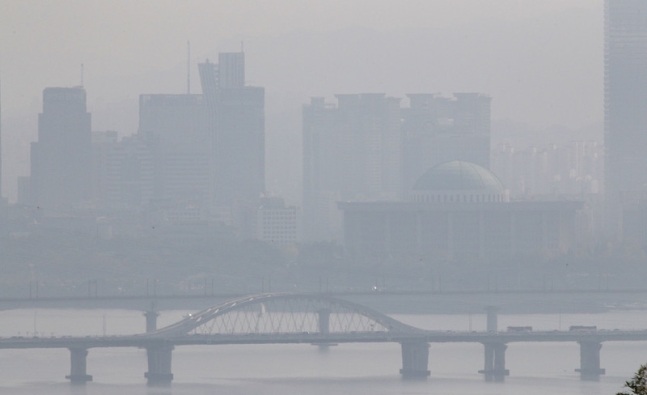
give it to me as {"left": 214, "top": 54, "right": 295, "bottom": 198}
{"left": 2, "top": 293, "right": 637, "bottom": 386}
{"left": 139, "top": 293, "right": 429, "bottom": 384}
{"left": 150, "top": 292, "right": 421, "bottom": 337}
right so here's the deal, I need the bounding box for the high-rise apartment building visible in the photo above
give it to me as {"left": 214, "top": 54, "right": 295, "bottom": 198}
{"left": 30, "top": 87, "right": 92, "bottom": 211}
{"left": 303, "top": 94, "right": 401, "bottom": 240}
{"left": 605, "top": 0, "right": 647, "bottom": 234}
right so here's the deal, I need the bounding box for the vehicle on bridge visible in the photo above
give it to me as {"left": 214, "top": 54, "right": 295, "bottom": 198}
{"left": 507, "top": 326, "right": 532, "bottom": 333}
{"left": 569, "top": 325, "right": 597, "bottom": 333}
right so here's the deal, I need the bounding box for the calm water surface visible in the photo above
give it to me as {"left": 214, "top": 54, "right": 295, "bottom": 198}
{"left": 0, "top": 308, "right": 645, "bottom": 394}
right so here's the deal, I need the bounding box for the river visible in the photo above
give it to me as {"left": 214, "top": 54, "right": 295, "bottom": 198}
{"left": 0, "top": 308, "right": 645, "bottom": 394}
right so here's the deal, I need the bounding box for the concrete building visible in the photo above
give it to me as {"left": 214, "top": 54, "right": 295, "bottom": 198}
{"left": 214, "top": 84, "right": 265, "bottom": 207}
{"left": 138, "top": 94, "right": 211, "bottom": 205}
{"left": 339, "top": 161, "right": 585, "bottom": 263}
{"left": 78, "top": 53, "right": 263, "bottom": 237}
{"left": 0, "top": 74, "right": 3, "bottom": 201}
{"left": 605, "top": 0, "right": 647, "bottom": 235}
{"left": 198, "top": 53, "right": 265, "bottom": 211}
{"left": 91, "top": 130, "right": 118, "bottom": 205}
{"left": 256, "top": 196, "right": 301, "bottom": 247}
{"left": 401, "top": 93, "right": 491, "bottom": 195}
{"left": 303, "top": 94, "right": 401, "bottom": 241}
{"left": 98, "top": 134, "right": 156, "bottom": 208}
{"left": 30, "top": 87, "right": 92, "bottom": 211}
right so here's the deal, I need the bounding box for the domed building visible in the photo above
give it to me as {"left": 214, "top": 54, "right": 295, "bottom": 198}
{"left": 338, "top": 161, "right": 585, "bottom": 262}
{"left": 410, "top": 161, "right": 509, "bottom": 204}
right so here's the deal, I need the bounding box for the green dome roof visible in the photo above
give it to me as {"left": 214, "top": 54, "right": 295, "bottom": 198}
{"left": 413, "top": 161, "right": 505, "bottom": 191}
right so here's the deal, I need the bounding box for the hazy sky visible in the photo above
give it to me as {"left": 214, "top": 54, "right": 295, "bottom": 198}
{"left": 2, "top": 0, "right": 601, "bottom": 121}
{"left": 0, "top": 0, "right": 603, "bottom": 201}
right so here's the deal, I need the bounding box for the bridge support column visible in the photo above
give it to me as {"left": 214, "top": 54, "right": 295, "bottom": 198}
{"left": 316, "top": 308, "right": 333, "bottom": 351}
{"left": 144, "top": 310, "right": 159, "bottom": 333}
{"left": 576, "top": 341, "right": 605, "bottom": 381}
{"left": 65, "top": 348, "right": 92, "bottom": 384}
{"left": 399, "top": 341, "right": 430, "bottom": 380}
{"left": 479, "top": 343, "right": 509, "bottom": 382}
{"left": 318, "top": 308, "right": 330, "bottom": 334}
{"left": 485, "top": 306, "right": 499, "bottom": 332}
{"left": 145, "top": 345, "right": 174, "bottom": 386}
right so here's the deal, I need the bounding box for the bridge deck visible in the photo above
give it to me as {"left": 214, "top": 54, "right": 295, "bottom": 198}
{"left": 2, "top": 329, "right": 647, "bottom": 350}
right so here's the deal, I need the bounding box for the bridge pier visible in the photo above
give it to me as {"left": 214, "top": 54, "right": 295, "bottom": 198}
{"left": 145, "top": 345, "right": 174, "bottom": 386}
{"left": 485, "top": 306, "right": 499, "bottom": 332}
{"left": 65, "top": 348, "right": 92, "bottom": 384}
{"left": 576, "top": 341, "right": 605, "bottom": 381}
{"left": 318, "top": 308, "right": 330, "bottom": 334}
{"left": 399, "top": 341, "right": 430, "bottom": 380}
{"left": 144, "top": 301, "right": 159, "bottom": 333}
{"left": 316, "top": 308, "right": 334, "bottom": 351}
{"left": 479, "top": 343, "right": 509, "bottom": 382}
{"left": 144, "top": 310, "right": 159, "bottom": 333}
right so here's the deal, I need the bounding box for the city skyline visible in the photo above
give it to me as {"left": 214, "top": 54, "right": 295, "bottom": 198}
{"left": 1, "top": 1, "right": 603, "bottom": 203}
{"left": 1, "top": 4, "right": 647, "bottom": 392}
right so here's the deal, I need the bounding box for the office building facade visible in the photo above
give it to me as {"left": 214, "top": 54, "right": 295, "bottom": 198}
{"left": 30, "top": 87, "right": 92, "bottom": 211}
{"left": 303, "top": 94, "right": 402, "bottom": 241}
{"left": 256, "top": 196, "right": 301, "bottom": 247}
{"left": 138, "top": 94, "right": 211, "bottom": 205}
{"left": 605, "top": 0, "right": 647, "bottom": 234}
{"left": 198, "top": 53, "right": 265, "bottom": 210}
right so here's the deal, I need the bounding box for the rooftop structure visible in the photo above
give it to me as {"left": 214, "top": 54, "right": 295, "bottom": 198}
{"left": 411, "top": 161, "right": 509, "bottom": 204}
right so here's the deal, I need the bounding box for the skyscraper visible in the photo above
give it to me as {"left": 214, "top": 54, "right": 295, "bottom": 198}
{"left": 605, "top": 0, "right": 647, "bottom": 233}
{"left": 214, "top": 84, "right": 265, "bottom": 206}
{"left": 302, "top": 94, "right": 402, "bottom": 241}
{"left": 0, "top": 73, "right": 3, "bottom": 201}
{"left": 199, "top": 52, "right": 265, "bottom": 208}
{"left": 30, "top": 87, "right": 92, "bottom": 211}
{"left": 218, "top": 52, "right": 245, "bottom": 88}
{"left": 138, "top": 94, "right": 210, "bottom": 204}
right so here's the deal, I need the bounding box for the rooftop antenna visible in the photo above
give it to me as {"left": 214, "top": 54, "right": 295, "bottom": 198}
{"left": 187, "top": 41, "right": 190, "bottom": 94}
{"left": 81, "top": 63, "right": 84, "bottom": 87}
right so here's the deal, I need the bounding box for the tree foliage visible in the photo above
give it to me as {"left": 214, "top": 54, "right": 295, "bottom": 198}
{"left": 618, "top": 365, "right": 647, "bottom": 395}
